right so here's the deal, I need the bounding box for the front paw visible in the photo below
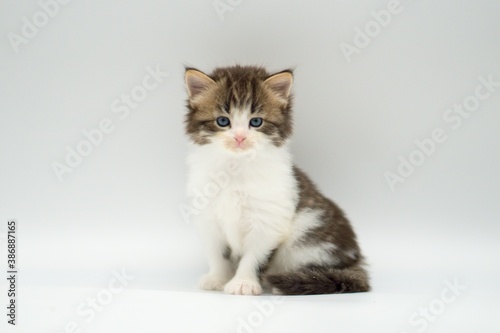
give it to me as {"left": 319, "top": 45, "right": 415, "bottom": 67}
{"left": 199, "top": 273, "right": 228, "bottom": 291}
{"left": 224, "top": 278, "right": 262, "bottom": 295}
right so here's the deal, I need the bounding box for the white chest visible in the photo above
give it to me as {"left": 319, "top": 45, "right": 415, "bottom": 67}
{"left": 187, "top": 144, "right": 298, "bottom": 254}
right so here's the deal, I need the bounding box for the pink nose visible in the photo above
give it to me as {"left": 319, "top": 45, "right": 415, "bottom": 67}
{"left": 235, "top": 136, "right": 246, "bottom": 145}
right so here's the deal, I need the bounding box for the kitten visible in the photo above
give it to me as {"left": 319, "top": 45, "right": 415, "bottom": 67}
{"left": 184, "top": 65, "right": 370, "bottom": 295}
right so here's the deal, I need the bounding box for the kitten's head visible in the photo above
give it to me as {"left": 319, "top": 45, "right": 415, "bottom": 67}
{"left": 184, "top": 65, "right": 293, "bottom": 152}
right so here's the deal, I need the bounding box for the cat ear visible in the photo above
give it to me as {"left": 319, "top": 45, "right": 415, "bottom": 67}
{"left": 185, "top": 68, "right": 215, "bottom": 98}
{"left": 264, "top": 71, "right": 293, "bottom": 100}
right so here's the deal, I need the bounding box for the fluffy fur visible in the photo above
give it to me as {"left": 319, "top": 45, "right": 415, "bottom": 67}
{"left": 184, "top": 65, "right": 369, "bottom": 295}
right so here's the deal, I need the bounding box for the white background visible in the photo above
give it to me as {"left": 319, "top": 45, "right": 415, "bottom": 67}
{"left": 1, "top": 0, "right": 500, "bottom": 332}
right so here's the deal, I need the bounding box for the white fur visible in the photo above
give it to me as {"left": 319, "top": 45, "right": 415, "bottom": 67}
{"left": 186, "top": 108, "right": 335, "bottom": 295}
{"left": 266, "top": 209, "right": 339, "bottom": 274}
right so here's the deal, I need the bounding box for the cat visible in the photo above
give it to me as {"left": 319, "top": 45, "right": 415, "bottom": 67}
{"left": 184, "top": 65, "right": 370, "bottom": 295}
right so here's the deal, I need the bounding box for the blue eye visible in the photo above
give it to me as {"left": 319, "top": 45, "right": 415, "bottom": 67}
{"left": 216, "top": 116, "right": 230, "bottom": 127}
{"left": 249, "top": 117, "right": 263, "bottom": 127}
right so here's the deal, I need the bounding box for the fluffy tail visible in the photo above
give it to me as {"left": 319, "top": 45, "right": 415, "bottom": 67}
{"left": 265, "top": 265, "right": 370, "bottom": 295}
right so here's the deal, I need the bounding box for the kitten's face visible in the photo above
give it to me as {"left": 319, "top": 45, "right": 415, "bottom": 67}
{"left": 184, "top": 66, "right": 293, "bottom": 153}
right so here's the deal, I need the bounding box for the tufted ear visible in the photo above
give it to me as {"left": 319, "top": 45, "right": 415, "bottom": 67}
{"left": 264, "top": 70, "right": 293, "bottom": 100}
{"left": 185, "top": 68, "right": 215, "bottom": 98}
